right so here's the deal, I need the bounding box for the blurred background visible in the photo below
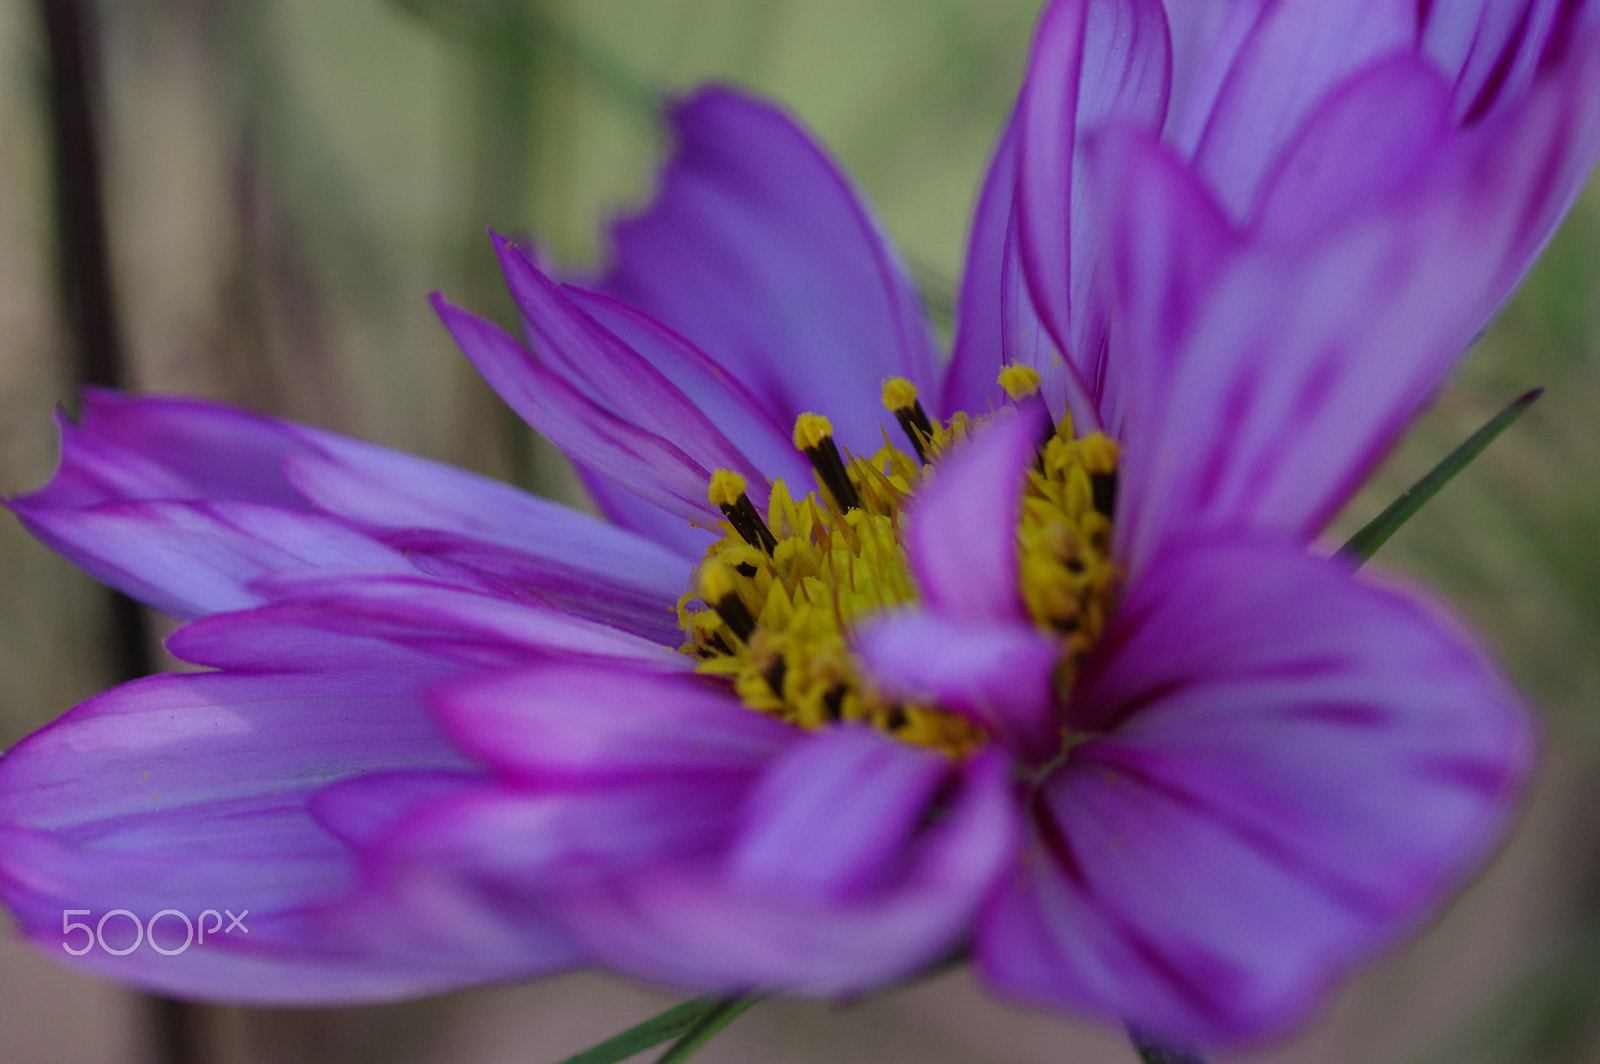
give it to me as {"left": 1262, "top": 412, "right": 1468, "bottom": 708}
{"left": 1, "top": 1, "right": 1598, "bottom": 1062}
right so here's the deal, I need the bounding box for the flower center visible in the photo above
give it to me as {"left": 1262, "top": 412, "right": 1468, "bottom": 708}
{"left": 678, "top": 371, "right": 1120, "bottom": 756}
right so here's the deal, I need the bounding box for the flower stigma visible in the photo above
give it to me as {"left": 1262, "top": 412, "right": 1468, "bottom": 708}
{"left": 679, "top": 370, "right": 1120, "bottom": 757}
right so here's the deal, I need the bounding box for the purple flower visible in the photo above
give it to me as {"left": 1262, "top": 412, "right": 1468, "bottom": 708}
{"left": 4, "top": 0, "right": 1600, "bottom": 1048}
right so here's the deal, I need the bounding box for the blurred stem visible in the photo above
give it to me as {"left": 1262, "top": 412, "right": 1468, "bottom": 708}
{"left": 553, "top": 994, "right": 724, "bottom": 1064}
{"left": 35, "top": 5, "right": 199, "bottom": 1064}
{"left": 1129, "top": 1029, "right": 1206, "bottom": 1064}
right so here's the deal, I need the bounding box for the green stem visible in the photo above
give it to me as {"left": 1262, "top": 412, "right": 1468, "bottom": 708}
{"left": 652, "top": 994, "right": 768, "bottom": 1064}
{"left": 1338, "top": 388, "right": 1542, "bottom": 566}
{"left": 553, "top": 994, "right": 724, "bottom": 1064}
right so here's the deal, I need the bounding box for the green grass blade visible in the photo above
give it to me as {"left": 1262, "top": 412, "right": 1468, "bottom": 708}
{"left": 554, "top": 995, "right": 724, "bottom": 1064}
{"left": 651, "top": 994, "right": 768, "bottom": 1064}
{"left": 1339, "top": 389, "right": 1542, "bottom": 566}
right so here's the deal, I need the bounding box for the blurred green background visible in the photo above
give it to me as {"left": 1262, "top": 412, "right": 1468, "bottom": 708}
{"left": 1, "top": 2, "right": 1598, "bottom": 1062}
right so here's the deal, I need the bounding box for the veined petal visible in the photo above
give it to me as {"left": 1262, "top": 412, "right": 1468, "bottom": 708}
{"left": 11, "top": 499, "right": 418, "bottom": 620}
{"left": 854, "top": 611, "right": 1061, "bottom": 760}
{"left": 565, "top": 287, "right": 809, "bottom": 488}
{"left": 902, "top": 408, "right": 1044, "bottom": 624}
{"left": 170, "top": 577, "right": 685, "bottom": 673}
{"left": 979, "top": 537, "right": 1527, "bottom": 1046}
{"left": 597, "top": 87, "right": 936, "bottom": 458}
{"left": 432, "top": 294, "right": 722, "bottom": 526}
{"left": 1421, "top": 0, "right": 1585, "bottom": 122}
{"left": 1016, "top": 0, "right": 1171, "bottom": 419}
{"left": 1114, "top": 33, "right": 1600, "bottom": 567}
{"left": 1188, "top": 0, "right": 1416, "bottom": 219}
{"left": 434, "top": 664, "right": 793, "bottom": 787}
{"left": 553, "top": 739, "right": 1019, "bottom": 994}
{"left": 492, "top": 235, "right": 768, "bottom": 492}
{"left": 943, "top": 120, "right": 1017, "bottom": 419}
{"left": 12, "top": 389, "right": 693, "bottom": 623}
{"left": 0, "top": 624, "right": 580, "bottom": 1003}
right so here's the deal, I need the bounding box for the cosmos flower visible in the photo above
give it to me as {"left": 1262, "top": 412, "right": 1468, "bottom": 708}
{"left": 4, "top": 0, "right": 1600, "bottom": 1048}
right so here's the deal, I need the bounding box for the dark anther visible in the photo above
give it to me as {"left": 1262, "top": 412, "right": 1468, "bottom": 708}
{"left": 892, "top": 404, "right": 934, "bottom": 464}
{"left": 805, "top": 438, "right": 862, "bottom": 512}
{"left": 763, "top": 657, "right": 788, "bottom": 698}
{"left": 735, "top": 561, "right": 758, "bottom": 578}
{"left": 885, "top": 705, "right": 909, "bottom": 731}
{"left": 1091, "top": 470, "right": 1118, "bottom": 518}
{"left": 707, "top": 632, "right": 733, "bottom": 656}
{"left": 822, "top": 684, "right": 847, "bottom": 721}
{"left": 721, "top": 493, "right": 778, "bottom": 555}
{"left": 711, "top": 592, "right": 756, "bottom": 643}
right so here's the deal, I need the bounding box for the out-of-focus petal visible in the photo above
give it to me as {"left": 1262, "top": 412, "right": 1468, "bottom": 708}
{"left": 432, "top": 295, "right": 721, "bottom": 526}
{"left": 980, "top": 537, "right": 1527, "bottom": 1046}
{"left": 434, "top": 664, "right": 793, "bottom": 786}
{"left": 1084, "top": 126, "right": 1239, "bottom": 444}
{"left": 554, "top": 737, "right": 1019, "bottom": 994}
{"left": 942, "top": 120, "right": 1016, "bottom": 420}
{"left": 1113, "top": 34, "right": 1600, "bottom": 568}
{"left": 902, "top": 408, "right": 1043, "bottom": 624}
{"left": 1015, "top": 0, "right": 1170, "bottom": 418}
{"left": 597, "top": 87, "right": 936, "bottom": 458}
{"left": 1421, "top": 0, "right": 1584, "bottom": 122}
{"left": 1188, "top": 0, "right": 1415, "bottom": 219}
{"left": 0, "top": 621, "right": 579, "bottom": 1002}
{"left": 854, "top": 611, "right": 1061, "bottom": 760}
{"left": 1248, "top": 56, "right": 1453, "bottom": 244}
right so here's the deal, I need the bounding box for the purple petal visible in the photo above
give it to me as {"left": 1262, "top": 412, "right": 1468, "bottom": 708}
{"left": 1248, "top": 56, "right": 1453, "bottom": 244}
{"left": 942, "top": 120, "right": 1017, "bottom": 419}
{"left": 1083, "top": 126, "right": 1239, "bottom": 443}
{"left": 1188, "top": 0, "right": 1416, "bottom": 219}
{"left": 0, "top": 624, "right": 581, "bottom": 1003}
{"left": 566, "top": 286, "right": 810, "bottom": 488}
{"left": 170, "top": 577, "right": 685, "bottom": 672}
{"left": 573, "top": 461, "right": 716, "bottom": 564}
{"left": 11, "top": 499, "right": 417, "bottom": 619}
{"left": 854, "top": 611, "right": 1061, "bottom": 760}
{"left": 903, "top": 408, "right": 1043, "bottom": 623}
{"left": 434, "top": 664, "right": 794, "bottom": 786}
{"left": 1114, "top": 35, "right": 1600, "bottom": 566}
{"left": 432, "top": 294, "right": 722, "bottom": 526}
{"left": 493, "top": 236, "right": 767, "bottom": 488}
{"left": 979, "top": 537, "right": 1527, "bottom": 1045}
{"left": 27, "top": 388, "right": 316, "bottom": 510}
{"left": 553, "top": 740, "right": 1019, "bottom": 994}
{"left": 1015, "top": 0, "right": 1171, "bottom": 416}
{"left": 1421, "top": 0, "right": 1580, "bottom": 121}
{"left": 596, "top": 87, "right": 936, "bottom": 458}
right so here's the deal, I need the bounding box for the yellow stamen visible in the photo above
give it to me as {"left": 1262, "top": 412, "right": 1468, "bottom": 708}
{"left": 680, "top": 393, "right": 1122, "bottom": 759}
{"left": 998, "top": 365, "right": 1043, "bottom": 400}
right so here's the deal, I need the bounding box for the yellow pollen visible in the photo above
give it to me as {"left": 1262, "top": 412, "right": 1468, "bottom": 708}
{"left": 792, "top": 412, "right": 835, "bottom": 451}
{"left": 998, "top": 365, "right": 1043, "bottom": 400}
{"left": 680, "top": 393, "right": 1122, "bottom": 758}
{"left": 881, "top": 377, "right": 920, "bottom": 412}
{"left": 707, "top": 469, "right": 748, "bottom": 509}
